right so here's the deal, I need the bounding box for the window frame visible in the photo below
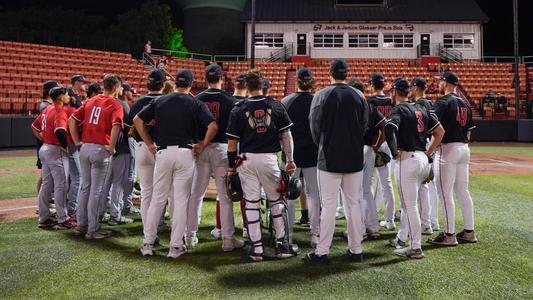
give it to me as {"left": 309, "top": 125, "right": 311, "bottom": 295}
{"left": 313, "top": 33, "right": 344, "bottom": 48}
{"left": 382, "top": 33, "right": 414, "bottom": 49}
{"left": 254, "top": 33, "right": 284, "bottom": 48}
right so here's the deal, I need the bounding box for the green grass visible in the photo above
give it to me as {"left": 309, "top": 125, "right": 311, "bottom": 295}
{"left": 470, "top": 143, "right": 533, "bottom": 156}
{"left": 0, "top": 156, "right": 39, "bottom": 200}
{"left": 0, "top": 146, "right": 532, "bottom": 299}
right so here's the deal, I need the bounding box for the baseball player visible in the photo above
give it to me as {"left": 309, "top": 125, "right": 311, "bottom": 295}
{"left": 69, "top": 74, "right": 125, "bottom": 240}
{"left": 98, "top": 85, "right": 135, "bottom": 226}
{"left": 385, "top": 78, "right": 444, "bottom": 259}
{"left": 32, "top": 86, "right": 76, "bottom": 229}
{"left": 186, "top": 64, "right": 244, "bottom": 251}
{"left": 226, "top": 70, "right": 297, "bottom": 262}
{"left": 233, "top": 73, "right": 247, "bottom": 101}
{"left": 305, "top": 59, "right": 369, "bottom": 263}
{"left": 135, "top": 69, "right": 218, "bottom": 259}
{"left": 410, "top": 77, "right": 440, "bottom": 233}
{"left": 428, "top": 71, "right": 478, "bottom": 246}
{"left": 64, "top": 92, "right": 80, "bottom": 219}
{"left": 281, "top": 67, "right": 320, "bottom": 247}
{"left": 367, "top": 73, "right": 396, "bottom": 232}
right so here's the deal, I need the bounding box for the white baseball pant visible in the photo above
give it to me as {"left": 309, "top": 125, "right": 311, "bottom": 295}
{"left": 187, "top": 143, "right": 236, "bottom": 240}
{"left": 316, "top": 169, "right": 364, "bottom": 256}
{"left": 395, "top": 151, "right": 430, "bottom": 250}
{"left": 361, "top": 145, "right": 379, "bottom": 232}
{"left": 143, "top": 146, "right": 195, "bottom": 248}
{"left": 238, "top": 153, "right": 285, "bottom": 255}
{"left": 374, "top": 143, "right": 396, "bottom": 222}
{"left": 434, "top": 143, "right": 475, "bottom": 234}
{"left": 38, "top": 144, "right": 70, "bottom": 223}
{"left": 293, "top": 167, "right": 320, "bottom": 241}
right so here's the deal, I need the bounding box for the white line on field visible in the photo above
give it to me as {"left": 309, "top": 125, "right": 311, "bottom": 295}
{"left": 0, "top": 205, "right": 37, "bottom": 212}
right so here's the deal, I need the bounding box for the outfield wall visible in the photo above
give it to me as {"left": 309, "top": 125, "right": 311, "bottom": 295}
{"left": 0, "top": 117, "right": 531, "bottom": 149}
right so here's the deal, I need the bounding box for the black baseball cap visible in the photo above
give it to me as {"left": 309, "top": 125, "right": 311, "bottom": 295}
{"left": 122, "top": 84, "right": 131, "bottom": 92}
{"left": 87, "top": 83, "right": 101, "bottom": 95}
{"left": 330, "top": 59, "right": 348, "bottom": 76}
{"left": 411, "top": 77, "right": 427, "bottom": 89}
{"left": 43, "top": 80, "right": 59, "bottom": 93}
{"left": 392, "top": 78, "right": 410, "bottom": 94}
{"left": 235, "top": 73, "right": 246, "bottom": 85}
{"left": 441, "top": 71, "right": 459, "bottom": 85}
{"left": 71, "top": 74, "right": 85, "bottom": 84}
{"left": 49, "top": 86, "right": 68, "bottom": 101}
{"left": 205, "top": 64, "right": 222, "bottom": 81}
{"left": 148, "top": 69, "right": 166, "bottom": 82}
{"left": 262, "top": 79, "right": 272, "bottom": 90}
{"left": 175, "top": 69, "right": 194, "bottom": 87}
{"left": 370, "top": 73, "right": 385, "bottom": 86}
{"left": 297, "top": 68, "right": 313, "bottom": 81}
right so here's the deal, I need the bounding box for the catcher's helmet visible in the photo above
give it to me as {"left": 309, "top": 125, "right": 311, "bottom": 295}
{"left": 280, "top": 170, "right": 302, "bottom": 200}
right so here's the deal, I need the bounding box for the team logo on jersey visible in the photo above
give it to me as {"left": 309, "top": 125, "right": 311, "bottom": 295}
{"left": 246, "top": 109, "right": 272, "bottom": 133}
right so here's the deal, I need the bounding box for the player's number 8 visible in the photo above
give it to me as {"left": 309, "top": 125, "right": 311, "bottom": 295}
{"left": 415, "top": 111, "right": 424, "bottom": 133}
{"left": 89, "top": 106, "right": 102, "bottom": 125}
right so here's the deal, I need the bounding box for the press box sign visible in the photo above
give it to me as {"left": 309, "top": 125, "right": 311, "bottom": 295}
{"left": 312, "top": 24, "right": 415, "bottom": 32}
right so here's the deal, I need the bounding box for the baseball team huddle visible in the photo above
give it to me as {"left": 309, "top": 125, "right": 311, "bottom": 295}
{"left": 31, "top": 58, "right": 478, "bottom": 263}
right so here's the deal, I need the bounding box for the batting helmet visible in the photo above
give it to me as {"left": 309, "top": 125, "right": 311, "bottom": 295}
{"left": 279, "top": 170, "right": 302, "bottom": 200}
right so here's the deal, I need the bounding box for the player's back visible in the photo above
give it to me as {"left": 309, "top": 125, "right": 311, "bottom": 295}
{"left": 77, "top": 94, "right": 123, "bottom": 145}
{"left": 433, "top": 93, "right": 475, "bottom": 144}
{"left": 368, "top": 95, "right": 394, "bottom": 117}
{"left": 196, "top": 88, "right": 236, "bottom": 143}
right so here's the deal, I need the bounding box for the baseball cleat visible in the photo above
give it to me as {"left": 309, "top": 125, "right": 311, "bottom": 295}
{"left": 275, "top": 241, "right": 298, "bottom": 259}
{"left": 335, "top": 210, "right": 346, "bottom": 220}
{"left": 72, "top": 227, "right": 87, "bottom": 237}
{"left": 456, "top": 230, "right": 478, "bottom": 243}
{"left": 123, "top": 206, "right": 141, "bottom": 216}
{"left": 222, "top": 238, "right": 245, "bottom": 252}
{"left": 310, "top": 235, "right": 319, "bottom": 249}
{"left": 380, "top": 220, "right": 396, "bottom": 230}
{"left": 54, "top": 218, "right": 77, "bottom": 230}
{"left": 108, "top": 216, "right": 134, "bottom": 226}
{"left": 304, "top": 252, "right": 328, "bottom": 264}
{"left": 140, "top": 244, "right": 154, "bottom": 256}
{"left": 394, "top": 247, "right": 425, "bottom": 259}
{"left": 428, "top": 232, "right": 458, "bottom": 246}
{"left": 431, "top": 222, "right": 440, "bottom": 231}
{"left": 421, "top": 226, "right": 434, "bottom": 235}
{"left": 38, "top": 219, "right": 57, "bottom": 229}
{"left": 242, "top": 228, "right": 249, "bottom": 239}
{"left": 210, "top": 228, "right": 222, "bottom": 240}
{"left": 366, "top": 229, "right": 380, "bottom": 239}
{"left": 346, "top": 250, "right": 364, "bottom": 262}
{"left": 389, "top": 237, "right": 408, "bottom": 249}
{"left": 185, "top": 235, "right": 199, "bottom": 249}
{"left": 84, "top": 230, "right": 112, "bottom": 240}
{"left": 248, "top": 250, "right": 264, "bottom": 262}
{"left": 167, "top": 246, "right": 187, "bottom": 259}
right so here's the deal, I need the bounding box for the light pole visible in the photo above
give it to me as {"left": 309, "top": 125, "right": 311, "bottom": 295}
{"left": 250, "top": 0, "right": 256, "bottom": 69}
{"left": 513, "top": 0, "right": 520, "bottom": 120}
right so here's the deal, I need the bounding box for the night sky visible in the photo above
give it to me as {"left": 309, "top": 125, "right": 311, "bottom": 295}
{"left": 0, "top": 0, "right": 531, "bottom": 56}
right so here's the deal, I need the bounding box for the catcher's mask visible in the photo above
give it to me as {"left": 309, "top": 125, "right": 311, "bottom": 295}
{"left": 278, "top": 170, "right": 302, "bottom": 200}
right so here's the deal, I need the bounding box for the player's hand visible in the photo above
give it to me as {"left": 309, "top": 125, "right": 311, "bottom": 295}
{"left": 147, "top": 143, "right": 157, "bottom": 156}
{"left": 286, "top": 161, "right": 296, "bottom": 174}
{"left": 227, "top": 168, "right": 237, "bottom": 176}
{"left": 193, "top": 142, "right": 205, "bottom": 156}
{"left": 105, "top": 145, "right": 116, "bottom": 156}
{"left": 75, "top": 142, "right": 83, "bottom": 150}
{"left": 372, "top": 146, "right": 380, "bottom": 153}
{"left": 393, "top": 151, "right": 401, "bottom": 160}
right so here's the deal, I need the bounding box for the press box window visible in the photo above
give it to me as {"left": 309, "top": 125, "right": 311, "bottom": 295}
{"left": 383, "top": 34, "right": 414, "bottom": 48}
{"left": 348, "top": 33, "right": 379, "bottom": 48}
{"left": 443, "top": 34, "right": 474, "bottom": 49}
{"left": 254, "top": 33, "right": 284, "bottom": 48}
{"left": 313, "top": 34, "right": 344, "bottom": 48}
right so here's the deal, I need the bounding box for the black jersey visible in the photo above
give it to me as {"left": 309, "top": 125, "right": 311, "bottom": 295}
{"left": 226, "top": 95, "right": 293, "bottom": 154}
{"left": 196, "top": 88, "right": 236, "bottom": 143}
{"left": 368, "top": 95, "right": 394, "bottom": 117}
{"left": 433, "top": 93, "right": 476, "bottom": 144}
{"left": 126, "top": 93, "right": 162, "bottom": 142}
{"left": 415, "top": 97, "right": 433, "bottom": 112}
{"left": 364, "top": 102, "right": 386, "bottom": 146}
{"left": 282, "top": 92, "right": 318, "bottom": 168}
{"left": 137, "top": 92, "right": 214, "bottom": 147}
{"left": 386, "top": 102, "right": 440, "bottom": 152}
{"left": 116, "top": 99, "right": 131, "bottom": 155}
{"left": 234, "top": 95, "right": 246, "bottom": 101}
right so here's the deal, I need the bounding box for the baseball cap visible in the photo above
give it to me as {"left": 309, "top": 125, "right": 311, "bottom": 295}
{"left": 235, "top": 73, "right": 246, "bottom": 85}
{"left": 205, "top": 64, "right": 222, "bottom": 82}
{"left": 71, "top": 74, "right": 85, "bottom": 84}
{"left": 411, "top": 77, "right": 427, "bottom": 89}
{"left": 262, "top": 79, "right": 272, "bottom": 90}
{"left": 392, "top": 78, "right": 410, "bottom": 94}
{"left": 148, "top": 69, "right": 166, "bottom": 82}
{"left": 440, "top": 71, "right": 459, "bottom": 85}
{"left": 87, "top": 83, "right": 102, "bottom": 95}
{"left": 49, "top": 86, "right": 68, "bottom": 101}
{"left": 330, "top": 59, "right": 348, "bottom": 76}
{"left": 370, "top": 73, "right": 385, "bottom": 86}
{"left": 297, "top": 68, "right": 313, "bottom": 81}
{"left": 122, "top": 84, "right": 131, "bottom": 92}
{"left": 43, "top": 80, "right": 59, "bottom": 93}
{"left": 175, "top": 69, "right": 194, "bottom": 87}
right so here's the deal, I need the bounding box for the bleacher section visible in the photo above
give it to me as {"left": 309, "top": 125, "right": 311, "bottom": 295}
{"left": 0, "top": 40, "right": 530, "bottom": 120}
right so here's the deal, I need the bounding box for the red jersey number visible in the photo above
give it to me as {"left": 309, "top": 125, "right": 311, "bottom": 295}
{"left": 89, "top": 106, "right": 102, "bottom": 125}
{"left": 456, "top": 107, "right": 467, "bottom": 127}
{"left": 41, "top": 114, "right": 47, "bottom": 131}
{"left": 415, "top": 111, "right": 424, "bottom": 133}
{"left": 206, "top": 102, "right": 220, "bottom": 122}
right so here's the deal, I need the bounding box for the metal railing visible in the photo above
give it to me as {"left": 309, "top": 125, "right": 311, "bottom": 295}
{"left": 481, "top": 56, "right": 517, "bottom": 64}
{"left": 438, "top": 45, "right": 463, "bottom": 63}
{"left": 266, "top": 43, "right": 294, "bottom": 62}
{"left": 213, "top": 55, "right": 247, "bottom": 62}
{"left": 142, "top": 52, "right": 175, "bottom": 80}
{"left": 150, "top": 48, "right": 213, "bottom": 62}
{"left": 522, "top": 56, "right": 533, "bottom": 65}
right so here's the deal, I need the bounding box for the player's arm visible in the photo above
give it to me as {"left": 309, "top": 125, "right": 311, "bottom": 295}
{"left": 281, "top": 129, "right": 296, "bottom": 174}
{"left": 194, "top": 101, "right": 218, "bottom": 156}
{"left": 227, "top": 139, "right": 238, "bottom": 176}
{"left": 373, "top": 111, "right": 387, "bottom": 151}
{"left": 133, "top": 115, "right": 155, "bottom": 154}
{"left": 426, "top": 125, "right": 444, "bottom": 158}
{"left": 106, "top": 125, "right": 121, "bottom": 155}
{"left": 69, "top": 104, "right": 85, "bottom": 147}
{"left": 31, "top": 114, "right": 43, "bottom": 141}
{"left": 384, "top": 108, "right": 401, "bottom": 159}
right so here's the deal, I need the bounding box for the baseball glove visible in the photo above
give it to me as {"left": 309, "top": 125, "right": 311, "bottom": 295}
{"left": 224, "top": 173, "right": 243, "bottom": 202}
{"left": 375, "top": 151, "right": 391, "bottom": 167}
{"left": 422, "top": 167, "right": 434, "bottom": 184}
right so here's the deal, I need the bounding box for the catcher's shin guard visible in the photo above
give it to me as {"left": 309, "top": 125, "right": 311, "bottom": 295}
{"left": 270, "top": 199, "right": 289, "bottom": 242}
{"left": 245, "top": 198, "right": 263, "bottom": 253}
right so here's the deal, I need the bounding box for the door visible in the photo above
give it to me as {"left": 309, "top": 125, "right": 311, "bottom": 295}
{"left": 297, "top": 34, "right": 307, "bottom": 55}
{"left": 420, "top": 34, "right": 430, "bottom": 56}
